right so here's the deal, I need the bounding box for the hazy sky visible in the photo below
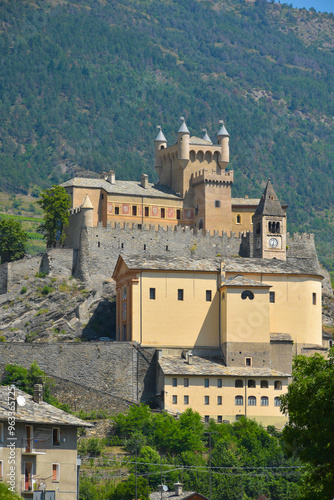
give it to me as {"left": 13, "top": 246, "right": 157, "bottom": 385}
{"left": 288, "top": 0, "right": 334, "bottom": 13}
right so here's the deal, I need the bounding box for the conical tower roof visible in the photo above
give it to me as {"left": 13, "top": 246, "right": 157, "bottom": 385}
{"left": 155, "top": 126, "right": 167, "bottom": 142}
{"left": 82, "top": 194, "right": 94, "bottom": 209}
{"left": 217, "top": 120, "right": 229, "bottom": 137}
{"left": 178, "top": 117, "right": 190, "bottom": 134}
{"left": 202, "top": 129, "right": 212, "bottom": 143}
{"left": 255, "top": 179, "right": 285, "bottom": 216}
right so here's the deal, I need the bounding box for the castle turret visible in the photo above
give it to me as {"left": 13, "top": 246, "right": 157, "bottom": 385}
{"left": 177, "top": 117, "right": 190, "bottom": 168}
{"left": 202, "top": 129, "right": 212, "bottom": 143}
{"left": 217, "top": 120, "right": 229, "bottom": 169}
{"left": 154, "top": 126, "right": 167, "bottom": 173}
{"left": 81, "top": 194, "right": 94, "bottom": 228}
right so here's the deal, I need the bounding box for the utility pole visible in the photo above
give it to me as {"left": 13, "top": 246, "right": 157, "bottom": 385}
{"left": 204, "top": 431, "right": 217, "bottom": 500}
{"left": 135, "top": 443, "right": 138, "bottom": 500}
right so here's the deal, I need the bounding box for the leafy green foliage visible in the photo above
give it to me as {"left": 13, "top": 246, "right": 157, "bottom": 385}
{"left": 0, "top": 218, "right": 27, "bottom": 263}
{"left": 0, "top": 483, "right": 22, "bottom": 500}
{"left": 37, "top": 185, "right": 71, "bottom": 247}
{"left": 281, "top": 349, "right": 334, "bottom": 499}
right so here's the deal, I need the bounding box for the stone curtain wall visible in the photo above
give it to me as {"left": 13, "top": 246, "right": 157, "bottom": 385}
{"left": 0, "top": 343, "right": 157, "bottom": 409}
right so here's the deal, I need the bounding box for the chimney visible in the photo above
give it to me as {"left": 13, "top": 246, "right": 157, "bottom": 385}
{"left": 174, "top": 483, "right": 183, "bottom": 496}
{"left": 187, "top": 352, "right": 193, "bottom": 365}
{"left": 107, "top": 171, "right": 115, "bottom": 184}
{"left": 33, "top": 384, "right": 43, "bottom": 404}
{"left": 141, "top": 174, "right": 148, "bottom": 189}
{"left": 220, "top": 261, "right": 226, "bottom": 284}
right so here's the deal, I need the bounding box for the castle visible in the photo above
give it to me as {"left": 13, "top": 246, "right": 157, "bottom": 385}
{"left": 56, "top": 118, "right": 326, "bottom": 428}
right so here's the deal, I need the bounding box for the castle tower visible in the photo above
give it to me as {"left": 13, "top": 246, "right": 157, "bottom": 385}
{"left": 81, "top": 194, "right": 94, "bottom": 228}
{"left": 253, "top": 180, "right": 286, "bottom": 261}
{"left": 154, "top": 125, "right": 167, "bottom": 176}
{"left": 217, "top": 120, "right": 230, "bottom": 169}
{"left": 177, "top": 116, "right": 190, "bottom": 168}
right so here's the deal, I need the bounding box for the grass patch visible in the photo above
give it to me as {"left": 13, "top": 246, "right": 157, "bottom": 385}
{"left": 34, "top": 308, "right": 49, "bottom": 317}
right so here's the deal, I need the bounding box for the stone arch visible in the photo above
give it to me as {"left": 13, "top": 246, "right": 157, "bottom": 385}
{"left": 190, "top": 150, "right": 196, "bottom": 162}
{"left": 197, "top": 151, "right": 204, "bottom": 162}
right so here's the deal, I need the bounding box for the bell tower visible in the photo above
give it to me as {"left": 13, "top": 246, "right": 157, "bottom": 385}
{"left": 253, "top": 179, "right": 286, "bottom": 261}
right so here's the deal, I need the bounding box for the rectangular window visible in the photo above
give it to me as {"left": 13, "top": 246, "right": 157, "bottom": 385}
{"left": 204, "top": 396, "right": 210, "bottom": 405}
{"left": 217, "top": 378, "right": 222, "bottom": 388}
{"left": 176, "top": 209, "right": 181, "bottom": 220}
{"left": 270, "top": 292, "right": 275, "bottom": 303}
{"left": 215, "top": 200, "right": 221, "bottom": 208}
{"left": 184, "top": 395, "right": 189, "bottom": 405}
{"left": 161, "top": 208, "right": 165, "bottom": 218}
{"left": 132, "top": 206, "right": 137, "bottom": 216}
{"left": 0, "top": 423, "right": 3, "bottom": 444}
{"left": 172, "top": 395, "right": 177, "bottom": 404}
{"left": 217, "top": 416, "right": 222, "bottom": 424}
{"left": 115, "top": 206, "right": 119, "bottom": 215}
{"left": 245, "top": 357, "right": 252, "bottom": 367}
{"left": 144, "top": 206, "right": 149, "bottom": 217}
{"left": 52, "top": 463, "right": 60, "bottom": 482}
{"left": 52, "top": 428, "right": 60, "bottom": 446}
{"left": 206, "top": 290, "right": 212, "bottom": 302}
{"left": 123, "top": 324, "right": 126, "bottom": 340}
{"left": 172, "top": 378, "right": 177, "bottom": 387}
{"left": 0, "top": 460, "right": 2, "bottom": 479}
{"left": 178, "top": 289, "right": 184, "bottom": 301}
{"left": 217, "top": 396, "right": 222, "bottom": 405}
{"left": 184, "top": 378, "right": 189, "bottom": 387}
{"left": 313, "top": 293, "right": 317, "bottom": 305}
{"left": 149, "top": 288, "right": 156, "bottom": 300}
{"left": 204, "top": 378, "right": 209, "bottom": 388}
{"left": 204, "top": 415, "right": 210, "bottom": 423}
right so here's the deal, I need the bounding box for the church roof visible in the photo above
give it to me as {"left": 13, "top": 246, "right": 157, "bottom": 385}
{"left": 61, "top": 178, "right": 181, "bottom": 200}
{"left": 158, "top": 355, "right": 290, "bottom": 377}
{"left": 254, "top": 179, "right": 285, "bottom": 217}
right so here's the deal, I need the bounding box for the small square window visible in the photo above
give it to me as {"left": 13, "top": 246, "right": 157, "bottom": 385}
{"left": 245, "top": 357, "right": 252, "bottom": 367}
{"left": 270, "top": 292, "right": 275, "bottom": 303}
{"left": 149, "top": 288, "right": 156, "bottom": 300}
{"left": 217, "top": 378, "right": 222, "bottom": 388}
{"left": 172, "top": 378, "right": 177, "bottom": 387}
{"left": 176, "top": 209, "right": 181, "bottom": 220}
{"left": 101, "top": 193, "right": 104, "bottom": 200}
{"left": 0, "top": 460, "right": 2, "bottom": 479}
{"left": 0, "top": 423, "right": 3, "bottom": 444}
{"left": 204, "top": 396, "right": 210, "bottom": 405}
{"left": 144, "top": 206, "right": 149, "bottom": 217}
{"left": 132, "top": 206, "right": 137, "bottom": 216}
{"left": 178, "top": 289, "right": 184, "bottom": 301}
{"left": 204, "top": 415, "right": 210, "bottom": 423}
{"left": 115, "top": 206, "right": 119, "bottom": 215}
{"left": 313, "top": 293, "right": 316, "bottom": 305}
{"left": 217, "top": 396, "right": 222, "bottom": 405}
{"left": 161, "top": 208, "right": 165, "bottom": 218}
{"left": 274, "top": 397, "right": 280, "bottom": 407}
{"left": 248, "top": 379, "right": 256, "bottom": 388}
{"left": 204, "top": 378, "right": 209, "bottom": 388}
{"left": 184, "top": 378, "right": 189, "bottom": 387}
{"left": 217, "top": 416, "right": 222, "bottom": 424}
{"left": 274, "top": 380, "right": 282, "bottom": 390}
{"left": 172, "top": 395, "right": 177, "bottom": 404}
{"left": 53, "top": 428, "right": 60, "bottom": 446}
{"left": 206, "top": 290, "right": 212, "bottom": 302}
{"left": 184, "top": 395, "right": 189, "bottom": 405}
{"left": 215, "top": 200, "right": 221, "bottom": 208}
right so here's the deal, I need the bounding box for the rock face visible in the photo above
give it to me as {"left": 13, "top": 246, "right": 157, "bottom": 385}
{"left": 0, "top": 275, "right": 116, "bottom": 343}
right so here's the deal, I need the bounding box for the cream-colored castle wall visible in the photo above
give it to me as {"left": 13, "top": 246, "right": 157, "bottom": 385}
{"left": 222, "top": 287, "right": 270, "bottom": 345}
{"left": 132, "top": 271, "right": 220, "bottom": 347}
{"left": 66, "top": 187, "right": 102, "bottom": 227}
{"left": 231, "top": 207, "right": 255, "bottom": 233}
{"left": 204, "top": 183, "right": 232, "bottom": 232}
{"left": 163, "top": 374, "right": 288, "bottom": 429}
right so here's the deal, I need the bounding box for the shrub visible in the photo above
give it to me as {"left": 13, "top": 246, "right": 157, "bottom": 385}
{"left": 20, "top": 286, "right": 27, "bottom": 294}
{"left": 41, "top": 285, "right": 51, "bottom": 295}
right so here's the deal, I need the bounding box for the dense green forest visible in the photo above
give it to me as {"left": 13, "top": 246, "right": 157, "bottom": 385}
{"left": 0, "top": 0, "right": 333, "bottom": 269}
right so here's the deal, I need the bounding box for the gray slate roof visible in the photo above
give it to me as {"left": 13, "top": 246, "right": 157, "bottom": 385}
{"left": 150, "top": 493, "right": 206, "bottom": 500}
{"left": 118, "top": 255, "right": 323, "bottom": 278}
{"left": 0, "top": 387, "right": 92, "bottom": 427}
{"left": 189, "top": 136, "right": 212, "bottom": 145}
{"left": 231, "top": 198, "right": 260, "bottom": 206}
{"left": 270, "top": 333, "right": 293, "bottom": 342}
{"left": 61, "top": 178, "right": 181, "bottom": 200}
{"left": 223, "top": 275, "right": 271, "bottom": 288}
{"left": 254, "top": 179, "right": 285, "bottom": 216}
{"left": 159, "top": 355, "right": 290, "bottom": 377}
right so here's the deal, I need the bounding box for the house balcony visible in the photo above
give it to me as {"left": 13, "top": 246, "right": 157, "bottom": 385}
{"left": 22, "top": 438, "right": 47, "bottom": 454}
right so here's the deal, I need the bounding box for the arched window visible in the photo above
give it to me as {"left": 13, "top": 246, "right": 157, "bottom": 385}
{"left": 248, "top": 379, "right": 256, "bottom": 388}
{"left": 274, "top": 397, "right": 280, "bottom": 407}
{"left": 235, "top": 379, "right": 243, "bottom": 388}
{"left": 260, "top": 380, "right": 268, "bottom": 389}
{"left": 261, "top": 396, "right": 269, "bottom": 406}
{"left": 235, "top": 395, "right": 243, "bottom": 406}
{"left": 241, "top": 290, "right": 254, "bottom": 300}
{"left": 236, "top": 214, "right": 241, "bottom": 224}
{"left": 274, "top": 381, "right": 282, "bottom": 390}
{"left": 248, "top": 396, "right": 256, "bottom": 406}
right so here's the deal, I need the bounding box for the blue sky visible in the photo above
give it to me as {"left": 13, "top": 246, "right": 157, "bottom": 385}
{"left": 287, "top": 0, "right": 334, "bottom": 13}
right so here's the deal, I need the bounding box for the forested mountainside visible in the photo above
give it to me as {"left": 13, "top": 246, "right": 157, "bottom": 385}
{"left": 0, "top": 0, "right": 333, "bottom": 270}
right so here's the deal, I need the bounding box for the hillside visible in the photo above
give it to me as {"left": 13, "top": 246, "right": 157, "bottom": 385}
{"left": 0, "top": 0, "right": 333, "bottom": 270}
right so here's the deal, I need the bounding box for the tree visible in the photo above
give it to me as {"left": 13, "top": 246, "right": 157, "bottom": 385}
{"left": 0, "top": 219, "right": 27, "bottom": 263}
{"left": 0, "top": 483, "right": 22, "bottom": 499}
{"left": 281, "top": 350, "right": 334, "bottom": 499}
{"left": 37, "top": 185, "right": 71, "bottom": 247}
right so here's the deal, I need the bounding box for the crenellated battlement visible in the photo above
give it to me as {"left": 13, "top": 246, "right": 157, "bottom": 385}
{"left": 287, "top": 232, "right": 315, "bottom": 242}
{"left": 192, "top": 168, "right": 234, "bottom": 186}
